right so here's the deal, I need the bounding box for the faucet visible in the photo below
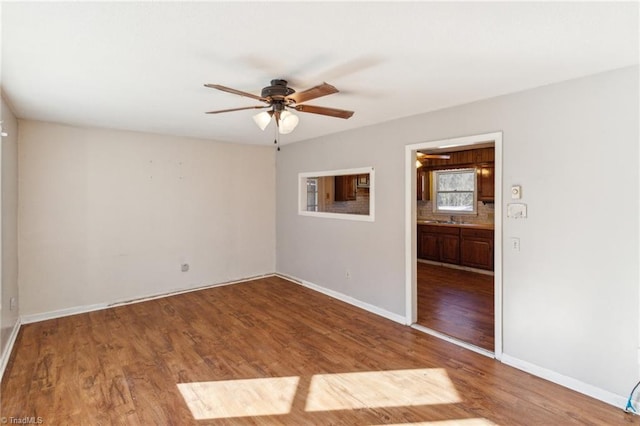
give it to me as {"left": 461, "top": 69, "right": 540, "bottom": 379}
{"left": 450, "top": 215, "right": 456, "bottom": 223}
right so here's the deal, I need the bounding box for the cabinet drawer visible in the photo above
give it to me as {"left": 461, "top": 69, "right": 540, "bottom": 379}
{"left": 460, "top": 228, "right": 493, "bottom": 239}
{"left": 418, "top": 225, "right": 460, "bottom": 235}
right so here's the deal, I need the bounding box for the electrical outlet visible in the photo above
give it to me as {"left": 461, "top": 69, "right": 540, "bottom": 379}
{"left": 10, "top": 297, "right": 17, "bottom": 311}
{"left": 510, "top": 237, "right": 520, "bottom": 251}
{"left": 181, "top": 263, "right": 189, "bottom": 272}
{"left": 345, "top": 269, "right": 351, "bottom": 279}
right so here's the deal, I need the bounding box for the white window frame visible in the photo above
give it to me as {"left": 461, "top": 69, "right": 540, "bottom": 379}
{"left": 432, "top": 168, "right": 478, "bottom": 215}
{"left": 298, "top": 166, "right": 375, "bottom": 222}
{"left": 305, "top": 177, "right": 319, "bottom": 212}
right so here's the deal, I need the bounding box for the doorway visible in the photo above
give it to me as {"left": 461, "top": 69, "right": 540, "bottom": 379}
{"left": 404, "top": 132, "right": 503, "bottom": 359}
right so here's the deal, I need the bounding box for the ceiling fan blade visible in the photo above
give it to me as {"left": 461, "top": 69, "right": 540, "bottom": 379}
{"left": 417, "top": 153, "right": 451, "bottom": 159}
{"left": 204, "top": 84, "right": 266, "bottom": 102}
{"left": 292, "top": 104, "right": 354, "bottom": 119}
{"left": 288, "top": 82, "right": 338, "bottom": 104}
{"left": 205, "top": 105, "right": 269, "bottom": 114}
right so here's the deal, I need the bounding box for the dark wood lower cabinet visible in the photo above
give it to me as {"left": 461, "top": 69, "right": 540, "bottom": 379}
{"left": 460, "top": 228, "right": 494, "bottom": 270}
{"left": 418, "top": 225, "right": 460, "bottom": 265}
{"left": 418, "top": 224, "right": 494, "bottom": 271}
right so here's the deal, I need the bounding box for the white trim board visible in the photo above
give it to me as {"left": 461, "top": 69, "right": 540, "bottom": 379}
{"left": 411, "top": 323, "right": 494, "bottom": 359}
{"left": 501, "top": 354, "right": 628, "bottom": 410}
{"left": 20, "top": 273, "right": 276, "bottom": 324}
{"left": 277, "top": 273, "right": 627, "bottom": 410}
{"left": 276, "top": 273, "right": 407, "bottom": 325}
{"left": 0, "top": 317, "right": 22, "bottom": 381}
{"left": 17, "top": 271, "right": 404, "bottom": 330}
{"left": 404, "top": 131, "right": 503, "bottom": 359}
{"left": 7, "top": 270, "right": 628, "bottom": 411}
{"left": 298, "top": 166, "right": 375, "bottom": 222}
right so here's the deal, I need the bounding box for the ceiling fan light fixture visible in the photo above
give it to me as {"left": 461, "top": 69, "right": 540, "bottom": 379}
{"left": 206, "top": 79, "right": 353, "bottom": 138}
{"left": 278, "top": 110, "right": 299, "bottom": 134}
{"left": 253, "top": 111, "right": 272, "bottom": 131}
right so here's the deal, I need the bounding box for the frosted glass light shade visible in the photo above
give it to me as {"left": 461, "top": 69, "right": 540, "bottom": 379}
{"left": 279, "top": 110, "right": 299, "bottom": 134}
{"left": 253, "top": 111, "right": 272, "bottom": 131}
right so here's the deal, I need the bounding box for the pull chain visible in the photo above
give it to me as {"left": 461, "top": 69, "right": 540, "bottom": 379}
{"left": 273, "top": 123, "right": 280, "bottom": 151}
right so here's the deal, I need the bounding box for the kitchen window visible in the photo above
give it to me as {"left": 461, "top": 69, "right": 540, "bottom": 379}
{"left": 432, "top": 168, "right": 477, "bottom": 214}
{"left": 306, "top": 178, "right": 319, "bottom": 212}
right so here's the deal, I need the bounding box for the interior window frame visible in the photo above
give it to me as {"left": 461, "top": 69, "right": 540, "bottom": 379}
{"left": 298, "top": 166, "right": 375, "bottom": 222}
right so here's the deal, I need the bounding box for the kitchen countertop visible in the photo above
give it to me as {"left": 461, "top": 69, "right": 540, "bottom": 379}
{"left": 417, "top": 219, "right": 494, "bottom": 230}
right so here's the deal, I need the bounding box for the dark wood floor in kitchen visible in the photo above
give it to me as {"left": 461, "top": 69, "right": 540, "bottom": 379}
{"left": 2, "top": 275, "right": 636, "bottom": 425}
{"left": 417, "top": 261, "right": 495, "bottom": 351}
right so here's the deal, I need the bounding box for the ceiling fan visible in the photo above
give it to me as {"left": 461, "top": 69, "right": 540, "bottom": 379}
{"left": 416, "top": 151, "right": 451, "bottom": 168}
{"left": 417, "top": 152, "right": 451, "bottom": 160}
{"left": 204, "top": 79, "right": 354, "bottom": 134}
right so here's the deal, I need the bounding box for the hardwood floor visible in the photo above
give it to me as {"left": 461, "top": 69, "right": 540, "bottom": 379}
{"left": 417, "top": 261, "right": 494, "bottom": 351}
{"left": 2, "top": 276, "right": 636, "bottom": 425}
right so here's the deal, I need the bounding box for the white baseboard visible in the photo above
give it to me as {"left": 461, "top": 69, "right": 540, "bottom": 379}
{"left": 276, "top": 273, "right": 407, "bottom": 325}
{"left": 411, "top": 323, "right": 494, "bottom": 359}
{"left": 417, "top": 259, "right": 494, "bottom": 276}
{"left": 0, "top": 317, "right": 22, "bottom": 381}
{"left": 11, "top": 271, "right": 630, "bottom": 413}
{"left": 277, "top": 273, "right": 630, "bottom": 411}
{"left": 21, "top": 302, "right": 109, "bottom": 324}
{"left": 501, "top": 353, "right": 627, "bottom": 409}
{"left": 20, "top": 273, "right": 276, "bottom": 324}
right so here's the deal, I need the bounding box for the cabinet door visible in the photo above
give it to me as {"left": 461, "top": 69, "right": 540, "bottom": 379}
{"left": 478, "top": 166, "right": 495, "bottom": 201}
{"left": 476, "top": 147, "right": 495, "bottom": 163}
{"left": 417, "top": 170, "right": 430, "bottom": 201}
{"left": 418, "top": 232, "right": 440, "bottom": 261}
{"left": 334, "top": 175, "right": 357, "bottom": 201}
{"left": 440, "top": 234, "right": 460, "bottom": 264}
{"left": 460, "top": 238, "right": 493, "bottom": 270}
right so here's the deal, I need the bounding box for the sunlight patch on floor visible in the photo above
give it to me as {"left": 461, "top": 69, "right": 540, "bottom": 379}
{"left": 177, "top": 376, "right": 299, "bottom": 420}
{"left": 305, "top": 368, "right": 460, "bottom": 412}
{"left": 377, "top": 420, "right": 497, "bottom": 426}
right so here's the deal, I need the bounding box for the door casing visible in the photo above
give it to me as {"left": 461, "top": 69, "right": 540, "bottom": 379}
{"left": 404, "top": 131, "right": 503, "bottom": 359}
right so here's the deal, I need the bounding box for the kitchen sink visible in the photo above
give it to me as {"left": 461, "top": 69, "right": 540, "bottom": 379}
{"left": 419, "top": 219, "right": 471, "bottom": 225}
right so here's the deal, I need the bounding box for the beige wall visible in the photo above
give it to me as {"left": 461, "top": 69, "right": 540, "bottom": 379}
{"left": 1, "top": 96, "right": 20, "bottom": 362}
{"left": 18, "top": 121, "right": 276, "bottom": 316}
{"left": 276, "top": 66, "right": 639, "bottom": 400}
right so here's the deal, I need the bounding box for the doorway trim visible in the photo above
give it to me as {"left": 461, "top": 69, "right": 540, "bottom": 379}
{"left": 404, "top": 131, "right": 503, "bottom": 359}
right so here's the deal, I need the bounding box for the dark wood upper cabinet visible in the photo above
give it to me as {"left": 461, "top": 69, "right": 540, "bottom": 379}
{"left": 475, "top": 147, "right": 495, "bottom": 163}
{"left": 334, "top": 175, "right": 357, "bottom": 201}
{"left": 420, "top": 147, "right": 494, "bottom": 169}
{"left": 417, "top": 169, "right": 430, "bottom": 201}
{"left": 477, "top": 165, "right": 495, "bottom": 202}
{"left": 418, "top": 147, "right": 494, "bottom": 203}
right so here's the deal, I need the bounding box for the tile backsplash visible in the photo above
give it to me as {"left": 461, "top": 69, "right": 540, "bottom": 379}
{"left": 417, "top": 200, "right": 495, "bottom": 224}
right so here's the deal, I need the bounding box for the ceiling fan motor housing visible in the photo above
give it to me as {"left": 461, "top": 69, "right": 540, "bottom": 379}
{"left": 261, "top": 79, "right": 295, "bottom": 100}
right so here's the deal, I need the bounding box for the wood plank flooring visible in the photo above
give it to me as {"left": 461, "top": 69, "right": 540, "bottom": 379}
{"left": 417, "top": 261, "right": 494, "bottom": 351}
{"left": 2, "top": 276, "right": 637, "bottom": 425}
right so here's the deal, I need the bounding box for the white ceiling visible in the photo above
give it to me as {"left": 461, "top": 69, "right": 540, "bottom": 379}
{"left": 2, "top": 2, "right": 638, "bottom": 146}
